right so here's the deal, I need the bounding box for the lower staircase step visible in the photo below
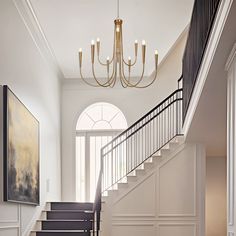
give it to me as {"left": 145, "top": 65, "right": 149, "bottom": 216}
{"left": 50, "top": 202, "right": 93, "bottom": 211}
{"left": 36, "top": 231, "right": 90, "bottom": 236}
{"left": 46, "top": 210, "right": 93, "bottom": 220}
{"left": 42, "top": 220, "right": 92, "bottom": 230}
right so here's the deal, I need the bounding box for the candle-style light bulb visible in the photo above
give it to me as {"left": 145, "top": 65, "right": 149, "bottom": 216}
{"left": 128, "top": 56, "right": 131, "bottom": 65}
{"left": 96, "top": 38, "right": 100, "bottom": 55}
{"left": 91, "top": 39, "right": 95, "bottom": 45}
{"left": 142, "top": 40, "right": 146, "bottom": 64}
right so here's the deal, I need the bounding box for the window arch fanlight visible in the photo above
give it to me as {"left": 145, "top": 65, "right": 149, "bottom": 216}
{"left": 76, "top": 102, "right": 127, "bottom": 131}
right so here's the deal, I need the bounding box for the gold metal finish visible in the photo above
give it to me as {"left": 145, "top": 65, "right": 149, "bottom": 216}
{"left": 78, "top": 1, "right": 158, "bottom": 88}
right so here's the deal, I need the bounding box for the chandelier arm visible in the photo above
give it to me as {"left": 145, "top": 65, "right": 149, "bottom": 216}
{"left": 122, "top": 56, "right": 137, "bottom": 67}
{"left": 120, "top": 27, "right": 138, "bottom": 67}
{"left": 119, "top": 73, "right": 128, "bottom": 88}
{"left": 117, "top": 54, "right": 128, "bottom": 88}
{"left": 92, "top": 63, "right": 116, "bottom": 87}
{"left": 120, "top": 78, "right": 128, "bottom": 88}
{"left": 135, "top": 70, "right": 158, "bottom": 88}
{"left": 119, "top": 68, "right": 135, "bottom": 87}
{"left": 120, "top": 61, "right": 145, "bottom": 87}
{"left": 107, "top": 60, "right": 116, "bottom": 84}
{"left": 79, "top": 69, "right": 100, "bottom": 87}
{"left": 119, "top": 63, "right": 129, "bottom": 88}
{"left": 79, "top": 58, "right": 116, "bottom": 88}
{"left": 97, "top": 55, "right": 114, "bottom": 66}
{"left": 109, "top": 63, "right": 118, "bottom": 88}
{"left": 109, "top": 74, "right": 117, "bottom": 88}
{"left": 97, "top": 25, "right": 116, "bottom": 66}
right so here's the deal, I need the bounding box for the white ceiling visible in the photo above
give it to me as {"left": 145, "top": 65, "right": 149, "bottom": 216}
{"left": 29, "top": 0, "right": 194, "bottom": 79}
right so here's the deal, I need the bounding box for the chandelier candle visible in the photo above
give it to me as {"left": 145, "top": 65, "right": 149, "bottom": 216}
{"left": 78, "top": 0, "right": 158, "bottom": 88}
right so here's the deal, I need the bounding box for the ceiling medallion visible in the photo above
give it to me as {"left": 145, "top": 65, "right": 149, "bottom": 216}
{"left": 78, "top": 0, "right": 158, "bottom": 88}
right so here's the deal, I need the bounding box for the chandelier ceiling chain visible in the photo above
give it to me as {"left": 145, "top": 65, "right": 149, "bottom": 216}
{"left": 117, "top": 0, "right": 119, "bottom": 18}
{"left": 78, "top": 0, "right": 158, "bottom": 88}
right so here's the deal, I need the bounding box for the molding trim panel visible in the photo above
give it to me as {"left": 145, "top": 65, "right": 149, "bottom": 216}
{"left": 102, "top": 144, "right": 205, "bottom": 236}
{"left": 12, "top": 0, "right": 64, "bottom": 79}
{"left": 226, "top": 42, "right": 236, "bottom": 235}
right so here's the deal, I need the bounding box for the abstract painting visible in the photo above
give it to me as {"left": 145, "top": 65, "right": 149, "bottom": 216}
{"left": 3, "top": 86, "right": 39, "bottom": 205}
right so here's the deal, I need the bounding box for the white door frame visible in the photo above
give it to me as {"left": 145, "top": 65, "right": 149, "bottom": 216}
{"left": 76, "top": 129, "right": 122, "bottom": 201}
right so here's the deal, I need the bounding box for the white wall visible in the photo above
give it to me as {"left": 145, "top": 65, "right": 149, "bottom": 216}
{"left": 206, "top": 156, "right": 227, "bottom": 236}
{"left": 101, "top": 143, "right": 205, "bottom": 236}
{"left": 61, "top": 30, "right": 187, "bottom": 201}
{"left": 0, "top": 0, "right": 61, "bottom": 235}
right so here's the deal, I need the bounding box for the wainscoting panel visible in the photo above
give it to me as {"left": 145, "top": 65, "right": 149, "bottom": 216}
{"left": 102, "top": 144, "right": 205, "bottom": 236}
{"left": 158, "top": 223, "right": 196, "bottom": 236}
{"left": 113, "top": 173, "right": 156, "bottom": 217}
{"left": 0, "top": 204, "right": 19, "bottom": 223}
{"left": 158, "top": 145, "right": 196, "bottom": 217}
{"left": 112, "top": 224, "right": 155, "bottom": 236}
{"left": 0, "top": 226, "right": 19, "bottom": 236}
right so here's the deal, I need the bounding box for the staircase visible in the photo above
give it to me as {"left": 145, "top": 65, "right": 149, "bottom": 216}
{"left": 31, "top": 202, "right": 94, "bottom": 236}
{"left": 93, "top": 88, "right": 183, "bottom": 235}
{"left": 102, "top": 136, "right": 184, "bottom": 201}
{"left": 31, "top": 88, "right": 183, "bottom": 236}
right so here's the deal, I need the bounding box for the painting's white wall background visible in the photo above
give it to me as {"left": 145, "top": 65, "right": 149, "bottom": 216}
{"left": 61, "top": 31, "right": 187, "bottom": 200}
{"left": 0, "top": 0, "right": 61, "bottom": 235}
{"left": 206, "top": 156, "right": 227, "bottom": 236}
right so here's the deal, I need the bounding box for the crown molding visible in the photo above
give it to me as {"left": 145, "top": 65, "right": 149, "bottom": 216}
{"left": 12, "top": 0, "right": 65, "bottom": 80}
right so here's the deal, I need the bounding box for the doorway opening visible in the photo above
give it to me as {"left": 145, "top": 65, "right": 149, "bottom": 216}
{"left": 75, "top": 102, "right": 127, "bottom": 202}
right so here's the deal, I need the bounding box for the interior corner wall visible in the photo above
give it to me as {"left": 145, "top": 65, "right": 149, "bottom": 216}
{"left": 61, "top": 30, "right": 188, "bottom": 201}
{"left": 0, "top": 0, "right": 61, "bottom": 235}
{"left": 206, "top": 156, "right": 227, "bottom": 236}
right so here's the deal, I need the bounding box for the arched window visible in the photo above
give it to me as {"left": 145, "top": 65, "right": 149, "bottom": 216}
{"left": 76, "top": 103, "right": 127, "bottom": 202}
{"left": 76, "top": 102, "right": 127, "bottom": 130}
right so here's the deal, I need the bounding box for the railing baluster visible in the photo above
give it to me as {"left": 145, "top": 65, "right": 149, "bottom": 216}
{"left": 94, "top": 89, "right": 183, "bottom": 236}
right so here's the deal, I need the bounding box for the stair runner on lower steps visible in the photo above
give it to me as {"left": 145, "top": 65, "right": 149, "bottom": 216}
{"left": 31, "top": 202, "right": 94, "bottom": 236}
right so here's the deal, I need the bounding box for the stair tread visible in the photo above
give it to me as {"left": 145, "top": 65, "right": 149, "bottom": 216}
{"left": 48, "top": 202, "right": 93, "bottom": 204}
{"left": 33, "top": 230, "right": 93, "bottom": 232}
{"left": 43, "top": 210, "right": 93, "bottom": 213}
{"left": 38, "top": 220, "right": 93, "bottom": 222}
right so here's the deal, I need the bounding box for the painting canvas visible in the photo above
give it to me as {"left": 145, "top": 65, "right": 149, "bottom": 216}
{"left": 3, "top": 86, "right": 40, "bottom": 205}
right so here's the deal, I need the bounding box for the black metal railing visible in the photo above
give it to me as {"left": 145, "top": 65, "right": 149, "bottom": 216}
{"left": 93, "top": 88, "right": 183, "bottom": 235}
{"left": 182, "top": 0, "right": 221, "bottom": 120}
{"left": 93, "top": 172, "right": 102, "bottom": 236}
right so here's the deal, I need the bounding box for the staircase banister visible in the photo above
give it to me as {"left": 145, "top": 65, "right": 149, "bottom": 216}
{"left": 102, "top": 97, "right": 183, "bottom": 156}
{"left": 101, "top": 88, "right": 183, "bottom": 151}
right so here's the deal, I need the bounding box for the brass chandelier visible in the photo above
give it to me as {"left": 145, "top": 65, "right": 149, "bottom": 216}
{"left": 78, "top": 0, "right": 158, "bottom": 88}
